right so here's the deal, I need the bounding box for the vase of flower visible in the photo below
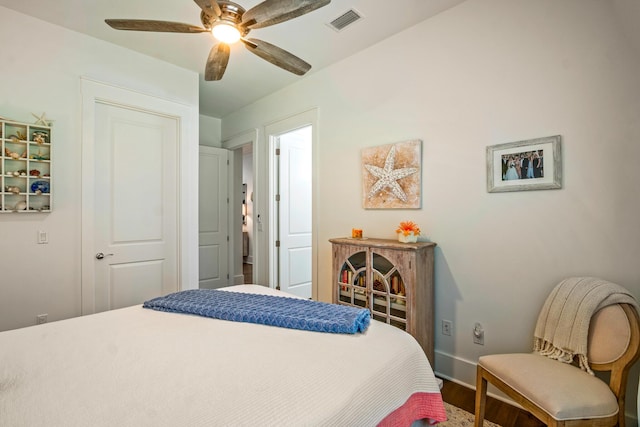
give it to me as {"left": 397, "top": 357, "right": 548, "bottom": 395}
{"left": 396, "top": 221, "right": 421, "bottom": 243}
{"left": 398, "top": 231, "right": 418, "bottom": 243}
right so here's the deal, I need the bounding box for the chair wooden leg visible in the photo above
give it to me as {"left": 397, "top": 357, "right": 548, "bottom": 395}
{"left": 617, "top": 388, "right": 626, "bottom": 427}
{"left": 474, "top": 366, "right": 487, "bottom": 427}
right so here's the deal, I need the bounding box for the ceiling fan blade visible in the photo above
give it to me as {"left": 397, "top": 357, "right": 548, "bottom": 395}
{"left": 242, "top": 38, "right": 311, "bottom": 76}
{"left": 193, "top": 0, "right": 222, "bottom": 18}
{"left": 241, "top": 0, "right": 331, "bottom": 29}
{"left": 205, "top": 43, "right": 231, "bottom": 81}
{"left": 105, "top": 19, "right": 209, "bottom": 33}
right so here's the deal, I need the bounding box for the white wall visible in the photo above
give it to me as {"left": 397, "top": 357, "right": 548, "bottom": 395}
{"left": 0, "top": 7, "right": 199, "bottom": 332}
{"left": 222, "top": 0, "right": 640, "bottom": 418}
{"left": 199, "top": 114, "right": 222, "bottom": 147}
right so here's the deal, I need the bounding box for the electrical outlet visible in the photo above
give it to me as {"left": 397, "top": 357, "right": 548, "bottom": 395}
{"left": 37, "top": 230, "right": 48, "bottom": 244}
{"left": 442, "top": 319, "right": 452, "bottom": 336}
{"left": 473, "top": 322, "right": 484, "bottom": 345}
{"left": 36, "top": 314, "right": 48, "bottom": 325}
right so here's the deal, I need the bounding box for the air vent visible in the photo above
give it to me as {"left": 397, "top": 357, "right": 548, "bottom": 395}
{"left": 327, "top": 8, "right": 363, "bottom": 32}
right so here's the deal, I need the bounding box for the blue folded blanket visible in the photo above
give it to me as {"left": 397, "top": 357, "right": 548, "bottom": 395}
{"left": 143, "top": 289, "right": 370, "bottom": 334}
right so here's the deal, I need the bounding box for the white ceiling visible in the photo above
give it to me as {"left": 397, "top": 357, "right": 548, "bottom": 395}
{"left": 0, "top": 0, "right": 467, "bottom": 118}
{"left": 3, "top": 0, "right": 639, "bottom": 118}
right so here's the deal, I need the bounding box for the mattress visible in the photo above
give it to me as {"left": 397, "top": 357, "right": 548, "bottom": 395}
{"left": 0, "top": 285, "right": 445, "bottom": 426}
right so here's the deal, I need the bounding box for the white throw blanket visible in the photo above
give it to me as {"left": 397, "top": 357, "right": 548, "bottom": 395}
{"left": 533, "top": 277, "right": 639, "bottom": 374}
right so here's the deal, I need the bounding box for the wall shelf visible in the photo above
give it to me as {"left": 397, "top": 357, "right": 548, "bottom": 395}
{"left": 1, "top": 118, "right": 52, "bottom": 212}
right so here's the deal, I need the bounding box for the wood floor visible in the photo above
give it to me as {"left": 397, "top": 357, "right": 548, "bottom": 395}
{"left": 441, "top": 379, "right": 544, "bottom": 427}
{"left": 243, "top": 263, "right": 252, "bottom": 284}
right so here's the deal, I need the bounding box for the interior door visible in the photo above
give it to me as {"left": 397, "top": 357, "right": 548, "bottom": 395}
{"left": 92, "top": 102, "right": 178, "bottom": 312}
{"left": 199, "top": 146, "right": 229, "bottom": 289}
{"left": 277, "top": 127, "right": 312, "bottom": 298}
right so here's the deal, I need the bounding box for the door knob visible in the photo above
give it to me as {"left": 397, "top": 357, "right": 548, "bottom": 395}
{"left": 95, "top": 252, "right": 114, "bottom": 260}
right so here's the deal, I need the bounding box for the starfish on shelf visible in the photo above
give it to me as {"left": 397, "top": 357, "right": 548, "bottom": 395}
{"left": 32, "top": 112, "right": 51, "bottom": 127}
{"left": 364, "top": 146, "right": 418, "bottom": 202}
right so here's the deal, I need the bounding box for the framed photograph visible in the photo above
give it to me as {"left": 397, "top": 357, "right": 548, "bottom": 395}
{"left": 486, "top": 135, "right": 562, "bottom": 193}
{"left": 362, "top": 139, "right": 422, "bottom": 209}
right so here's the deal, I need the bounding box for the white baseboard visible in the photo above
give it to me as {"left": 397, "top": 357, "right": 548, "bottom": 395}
{"left": 433, "top": 350, "right": 477, "bottom": 389}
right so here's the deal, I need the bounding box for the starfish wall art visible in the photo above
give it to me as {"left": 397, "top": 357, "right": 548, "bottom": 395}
{"left": 361, "top": 139, "right": 422, "bottom": 209}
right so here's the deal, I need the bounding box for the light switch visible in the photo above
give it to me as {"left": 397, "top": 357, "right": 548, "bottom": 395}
{"left": 38, "top": 230, "right": 48, "bottom": 244}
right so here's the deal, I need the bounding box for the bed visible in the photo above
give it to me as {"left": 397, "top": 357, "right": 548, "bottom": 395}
{"left": 0, "top": 285, "right": 446, "bottom": 426}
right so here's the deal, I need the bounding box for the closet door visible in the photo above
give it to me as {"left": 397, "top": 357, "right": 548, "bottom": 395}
{"left": 92, "top": 103, "right": 179, "bottom": 312}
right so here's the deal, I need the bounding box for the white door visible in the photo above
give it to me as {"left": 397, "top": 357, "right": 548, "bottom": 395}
{"left": 92, "top": 103, "right": 179, "bottom": 312}
{"left": 277, "top": 127, "right": 312, "bottom": 298}
{"left": 199, "top": 146, "right": 229, "bottom": 289}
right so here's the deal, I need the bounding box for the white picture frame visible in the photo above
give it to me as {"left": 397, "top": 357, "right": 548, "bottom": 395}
{"left": 487, "top": 135, "right": 562, "bottom": 193}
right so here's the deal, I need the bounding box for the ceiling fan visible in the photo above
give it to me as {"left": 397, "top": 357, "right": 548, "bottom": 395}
{"left": 106, "top": 0, "right": 331, "bottom": 81}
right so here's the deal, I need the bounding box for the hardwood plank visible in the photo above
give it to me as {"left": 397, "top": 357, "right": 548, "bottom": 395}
{"left": 441, "top": 379, "right": 545, "bottom": 427}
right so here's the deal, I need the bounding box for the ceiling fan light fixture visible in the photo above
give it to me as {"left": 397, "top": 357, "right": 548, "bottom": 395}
{"left": 106, "top": 0, "right": 333, "bottom": 80}
{"left": 212, "top": 22, "right": 241, "bottom": 44}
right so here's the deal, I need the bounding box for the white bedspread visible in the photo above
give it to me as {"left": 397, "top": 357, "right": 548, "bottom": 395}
{"left": 0, "top": 285, "right": 444, "bottom": 426}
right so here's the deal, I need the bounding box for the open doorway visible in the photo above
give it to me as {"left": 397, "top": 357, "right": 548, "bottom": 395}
{"left": 241, "top": 145, "right": 254, "bottom": 283}
{"left": 225, "top": 110, "right": 317, "bottom": 297}
{"left": 223, "top": 129, "right": 257, "bottom": 287}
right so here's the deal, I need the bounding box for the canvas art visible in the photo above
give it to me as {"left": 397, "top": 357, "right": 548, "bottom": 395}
{"left": 362, "top": 140, "right": 422, "bottom": 209}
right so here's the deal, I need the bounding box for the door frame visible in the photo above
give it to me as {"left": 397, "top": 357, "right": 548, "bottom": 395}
{"left": 264, "top": 109, "right": 318, "bottom": 300}
{"left": 80, "top": 77, "right": 199, "bottom": 315}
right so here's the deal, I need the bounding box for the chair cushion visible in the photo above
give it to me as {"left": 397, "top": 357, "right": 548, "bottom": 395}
{"left": 479, "top": 353, "right": 618, "bottom": 421}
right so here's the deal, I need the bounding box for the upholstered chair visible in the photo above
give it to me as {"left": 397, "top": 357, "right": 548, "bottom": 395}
{"left": 475, "top": 303, "right": 640, "bottom": 427}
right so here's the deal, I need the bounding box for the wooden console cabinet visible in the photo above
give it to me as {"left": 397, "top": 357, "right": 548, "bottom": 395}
{"left": 329, "top": 237, "right": 436, "bottom": 362}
